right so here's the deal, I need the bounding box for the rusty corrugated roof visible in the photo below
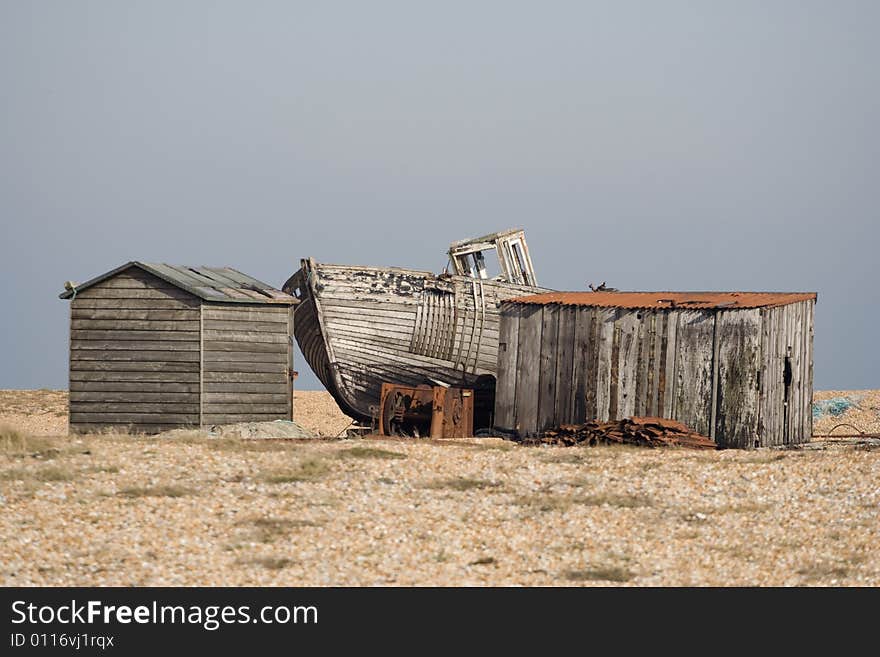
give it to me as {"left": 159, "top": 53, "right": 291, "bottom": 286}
{"left": 506, "top": 291, "right": 816, "bottom": 310}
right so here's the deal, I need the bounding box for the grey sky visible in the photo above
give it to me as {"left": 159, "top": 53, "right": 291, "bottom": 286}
{"left": 1, "top": 1, "right": 877, "bottom": 391}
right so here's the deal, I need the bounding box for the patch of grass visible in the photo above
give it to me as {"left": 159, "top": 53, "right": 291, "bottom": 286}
{"left": 208, "top": 438, "right": 298, "bottom": 453}
{"left": 421, "top": 477, "right": 503, "bottom": 492}
{"left": 239, "top": 556, "right": 294, "bottom": 570}
{"left": 580, "top": 493, "right": 652, "bottom": 508}
{"left": 258, "top": 458, "right": 329, "bottom": 483}
{"left": 1, "top": 429, "right": 70, "bottom": 460}
{"left": 0, "top": 465, "right": 75, "bottom": 482}
{"left": 540, "top": 451, "right": 589, "bottom": 464}
{"left": 797, "top": 563, "right": 849, "bottom": 581}
{"left": 716, "top": 502, "right": 769, "bottom": 514}
{"left": 562, "top": 565, "right": 634, "bottom": 583}
{"left": 116, "top": 485, "right": 193, "bottom": 498}
{"left": 469, "top": 556, "right": 496, "bottom": 566}
{"left": 513, "top": 491, "right": 651, "bottom": 514}
{"left": 241, "top": 517, "right": 321, "bottom": 543}
{"left": 336, "top": 447, "right": 406, "bottom": 460}
{"left": 740, "top": 453, "right": 787, "bottom": 464}
{"left": 472, "top": 442, "right": 515, "bottom": 452}
{"left": 676, "top": 530, "right": 701, "bottom": 540}
{"left": 0, "top": 426, "right": 26, "bottom": 454}
{"left": 710, "top": 544, "right": 753, "bottom": 559}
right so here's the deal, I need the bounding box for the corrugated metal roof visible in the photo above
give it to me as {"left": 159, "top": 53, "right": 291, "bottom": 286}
{"left": 506, "top": 291, "right": 817, "bottom": 310}
{"left": 59, "top": 261, "right": 297, "bottom": 305}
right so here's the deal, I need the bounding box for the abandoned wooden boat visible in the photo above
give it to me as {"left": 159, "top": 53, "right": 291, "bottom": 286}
{"left": 283, "top": 229, "right": 550, "bottom": 425}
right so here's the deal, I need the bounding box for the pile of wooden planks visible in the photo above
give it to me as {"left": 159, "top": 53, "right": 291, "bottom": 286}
{"left": 524, "top": 416, "right": 717, "bottom": 450}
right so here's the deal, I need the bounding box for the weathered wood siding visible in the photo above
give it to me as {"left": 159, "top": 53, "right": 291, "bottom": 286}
{"left": 757, "top": 300, "right": 814, "bottom": 446}
{"left": 715, "top": 309, "right": 762, "bottom": 448}
{"left": 69, "top": 268, "right": 201, "bottom": 433}
{"left": 201, "top": 304, "right": 292, "bottom": 425}
{"left": 496, "top": 300, "right": 814, "bottom": 447}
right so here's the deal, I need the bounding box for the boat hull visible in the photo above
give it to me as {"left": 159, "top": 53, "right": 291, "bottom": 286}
{"left": 284, "top": 259, "right": 548, "bottom": 423}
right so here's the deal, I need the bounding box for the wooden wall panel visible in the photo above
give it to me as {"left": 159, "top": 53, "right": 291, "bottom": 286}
{"left": 672, "top": 310, "right": 715, "bottom": 436}
{"left": 513, "top": 305, "right": 543, "bottom": 435}
{"left": 714, "top": 309, "right": 762, "bottom": 448}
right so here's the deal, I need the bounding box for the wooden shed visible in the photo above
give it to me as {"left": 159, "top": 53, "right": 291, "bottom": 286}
{"left": 59, "top": 262, "right": 298, "bottom": 434}
{"left": 494, "top": 291, "right": 816, "bottom": 449}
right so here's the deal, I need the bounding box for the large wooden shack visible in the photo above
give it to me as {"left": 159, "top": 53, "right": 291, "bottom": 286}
{"left": 60, "top": 262, "right": 298, "bottom": 434}
{"left": 495, "top": 291, "right": 816, "bottom": 448}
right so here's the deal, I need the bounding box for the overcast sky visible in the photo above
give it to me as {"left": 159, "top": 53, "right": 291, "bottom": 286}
{"left": 1, "top": 1, "right": 877, "bottom": 391}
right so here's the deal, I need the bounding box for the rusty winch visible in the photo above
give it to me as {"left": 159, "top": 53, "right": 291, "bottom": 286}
{"left": 379, "top": 383, "right": 474, "bottom": 438}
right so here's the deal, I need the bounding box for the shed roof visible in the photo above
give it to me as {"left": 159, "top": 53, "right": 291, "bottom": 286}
{"left": 59, "top": 262, "right": 297, "bottom": 305}
{"left": 506, "top": 291, "right": 816, "bottom": 310}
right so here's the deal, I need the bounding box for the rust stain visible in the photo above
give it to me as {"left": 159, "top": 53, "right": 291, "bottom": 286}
{"left": 507, "top": 291, "right": 817, "bottom": 310}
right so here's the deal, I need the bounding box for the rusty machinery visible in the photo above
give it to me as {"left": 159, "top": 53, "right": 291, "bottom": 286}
{"left": 379, "top": 383, "right": 475, "bottom": 438}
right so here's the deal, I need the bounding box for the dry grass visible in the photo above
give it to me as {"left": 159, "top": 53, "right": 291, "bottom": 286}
{"left": 258, "top": 458, "right": 329, "bottom": 483}
{"left": 0, "top": 465, "right": 76, "bottom": 482}
{"left": 239, "top": 517, "right": 322, "bottom": 543}
{"left": 336, "top": 447, "right": 407, "bottom": 460}
{"left": 513, "top": 491, "right": 652, "bottom": 513}
{"left": 238, "top": 556, "right": 294, "bottom": 570}
{"left": 420, "top": 477, "right": 503, "bottom": 492}
{"left": 561, "top": 566, "right": 634, "bottom": 583}
{"left": 116, "top": 485, "right": 193, "bottom": 498}
{"left": 797, "top": 562, "right": 850, "bottom": 582}
{"left": 469, "top": 556, "right": 497, "bottom": 566}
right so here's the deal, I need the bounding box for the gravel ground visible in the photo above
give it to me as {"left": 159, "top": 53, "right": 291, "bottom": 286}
{"left": 0, "top": 389, "right": 878, "bottom": 586}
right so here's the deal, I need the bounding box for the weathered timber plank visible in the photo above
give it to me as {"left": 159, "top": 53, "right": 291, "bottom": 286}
{"left": 70, "top": 360, "right": 199, "bottom": 372}
{"left": 202, "top": 392, "right": 288, "bottom": 403}
{"left": 323, "top": 306, "right": 416, "bottom": 322}
{"left": 537, "top": 305, "right": 560, "bottom": 432}
{"left": 202, "top": 341, "right": 287, "bottom": 354}
{"left": 72, "top": 319, "right": 201, "bottom": 331}
{"left": 202, "top": 351, "right": 288, "bottom": 364}
{"left": 554, "top": 307, "right": 576, "bottom": 425}
{"left": 581, "top": 308, "right": 599, "bottom": 421}
{"left": 202, "top": 382, "right": 288, "bottom": 394}
{"left": 570, "top": 307, "right": 589, "bottom": 423}
{"left": 595, "top": 309, "right": 616, "bottom": 422}
{"left": 71, "top": 330, "right": 200, "bottom": 342}
{"left": 202, "top": 372, "right": 286, "bottom": 383}
{"left": 202, "top": 403, "right": 290, "bottom": 414}
{"left": 71, "top": 350, "right": 200, "bottom": 362}
{"left": 72, "top": 298, "right": 199, "bottom": 310}
{"left": 71, "top": 309, "right": 200, "bottom": 321}
{"left": 660, "top": 311, "right": 676, "bottom": 418}
{"left": 70, "top": 371, "right": 200, "bottom": 383}
{"left": 72, "top": 340, "right": 199, "bottom": 352}
{"left": 69, "top": 412, "right": 198, "bottom": 423}
{"left": 202, "top": 361, "right": 286, "bottom": 373}
{"left": 616, "top": 311, "right": 640, "bottom": 419}
{"left": 514, "top": 305, "right": 543, "bottom": 435}
{"left": 715, "top": 309, "right": 762, "bottom": 448}
{"left": 494, "top": 304, "right": 520, "bottom": 431}
{"left": 635, "top": 312, "right": 652, "bottom": 416}
{"left": 70, "top": 402, "right": 199, "bottom": 413}
{"left": 202, "top": 320, "right": 289, "bottom": 333}
{"left": 202, "top": 307, "right": 290, "bottom": 322}
{"left": 201, "top": 330, "right": 288, "bottom": 344}
{"left": 69, "top": 391, "right": 199, "bottom": 403}
{"left": 74, "top": 287, "right": 196, "bottom": 301}
{"left": 70, "top": 381, "right": 199, "bottom": 393}
{"left": 672, "top": 310, "right": 715, "bottom": 436}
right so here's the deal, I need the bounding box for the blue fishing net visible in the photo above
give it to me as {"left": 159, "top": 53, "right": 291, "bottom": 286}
{"left": 812, "top": 397, "right": 855, "bottom": 420}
